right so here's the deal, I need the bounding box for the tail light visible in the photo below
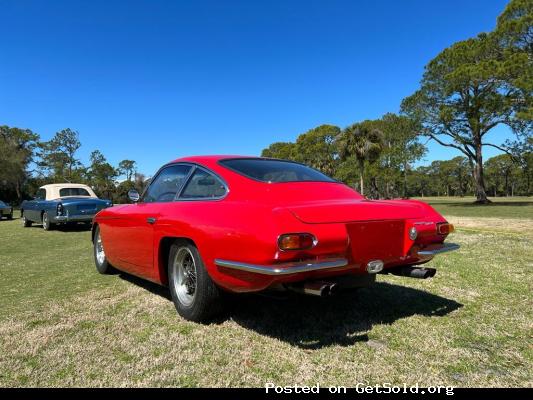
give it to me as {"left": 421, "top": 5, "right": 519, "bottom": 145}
{"left": 278, "top": 233, "right": 317, "bottom": 251}
{"left": 57, "top": 203, "right": 64, "bottom": 216}
{"left": 437, "top": 222, "right": 455, "bottom": 235}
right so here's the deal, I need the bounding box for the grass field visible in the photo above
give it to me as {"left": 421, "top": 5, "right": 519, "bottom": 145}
{"left": 0, "top": 198, "right": 532, "bottom": 387}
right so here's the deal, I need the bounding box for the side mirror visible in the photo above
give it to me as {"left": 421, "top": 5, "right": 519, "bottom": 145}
{"left": 128, "top": 189, "right": 140, "bottom": 203}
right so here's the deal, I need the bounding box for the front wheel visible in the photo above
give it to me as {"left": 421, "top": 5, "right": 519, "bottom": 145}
{"left": 93, "top": 225, "right": 114, "bottom": 274}
{"left": 168, "top": 241, "right": 223, "bottom": 322}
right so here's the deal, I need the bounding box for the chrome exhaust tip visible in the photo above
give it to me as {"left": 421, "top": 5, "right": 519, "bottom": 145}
{"left": 287, "top": 280, "right": 339, "bottom": 297}
{"left": 386, "top": 266, "right": 437, "bottom": 279}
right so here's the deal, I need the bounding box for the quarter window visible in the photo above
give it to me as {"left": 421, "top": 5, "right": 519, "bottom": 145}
{"left": 143, "top": 165, "right": 192, "bottom": 203}
{"left": 36, "top": 189, "right": 46, "bottom": 200}
{"left": 180, "top": 169, "right": 226, "bottom": 199}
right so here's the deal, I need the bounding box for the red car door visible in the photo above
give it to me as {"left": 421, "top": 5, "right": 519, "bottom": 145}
{"left": 111, "top": 164, "right": 193, "bottom": 277}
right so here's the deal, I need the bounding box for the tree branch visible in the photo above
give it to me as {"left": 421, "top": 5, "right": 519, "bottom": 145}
{"left": 427, "top": 133, "right": 473, "bottom": 159}
{"left": 482, "top": 142, "right": 518, "bottom": 161}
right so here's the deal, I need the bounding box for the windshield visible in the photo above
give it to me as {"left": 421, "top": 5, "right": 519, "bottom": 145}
{"left": 0, "top": 201, "right": 6, "bottom": 207}
{"left": 220, "top": 158, "right": 336, "bottom": 183}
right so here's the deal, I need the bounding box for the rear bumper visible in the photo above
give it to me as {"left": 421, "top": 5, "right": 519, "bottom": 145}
{"left": 53, "top": 215, "right": 94, "bottom": 223}
{"left": 215, "top": 257, "right": 349, "bottom": 276}
{"left": 417, "top": 242, "right": 460, "bottom": 256}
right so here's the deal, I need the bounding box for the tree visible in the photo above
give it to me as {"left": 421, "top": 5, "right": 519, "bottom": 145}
{"left": 38, "top": 128, "right": 82, "bottom": 182}
{"left": 378, "top": 114, "right": 426, "bottom": 197}
{"left": 493, "top": 0, "right": 533, "bottom": 122}
{"left": 87, "top": 150, "right": 117, "bottom": 198}
{"left": 118, "top": 159, "right": 137, "bottom": 181}
{"left": 401, "top": 31, "right": 532, "bottom": 203}
{"left": 261, "top": 142, "right": 297, "bottom": 160}
{"left": 337, "top": 123, "right": 383, "bottom": 196}
{"left": 485, "top": 154, "right": 521, "bottom": 196}
{"left": 0, "top": 126, "right": 40, "bottom": 202}
{"left": 293, "top": 125, "right": 340, "bottom": 176}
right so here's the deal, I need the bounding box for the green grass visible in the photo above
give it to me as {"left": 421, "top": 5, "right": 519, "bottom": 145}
{"left": 416, "top": 196, "right": 533, "bottom": 219}
{"left": 0, "top": 204, "right": 532, "bottom": 387}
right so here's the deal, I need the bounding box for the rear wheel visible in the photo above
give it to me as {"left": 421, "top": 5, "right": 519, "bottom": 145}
{"left": 42, "top": 212, "right": 53, "bottom": 231}
{"left": 93, "top": 225, "right": 113, "bottom": 274}
{"left": 21, "top": 212, "right": 32, "bottom": 227}
{"left": 168, "top": 241, "right": 223, "bottom": 322}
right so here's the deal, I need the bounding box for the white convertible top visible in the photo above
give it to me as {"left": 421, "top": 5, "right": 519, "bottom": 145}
{"left": 40, "top": 184, "right": 98, "bottom": 200}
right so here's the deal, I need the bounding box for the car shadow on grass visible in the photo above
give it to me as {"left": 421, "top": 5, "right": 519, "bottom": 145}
{"left": 118, "top": 274, "right": 463, "bottom": 350}
{"left": 229, "top": 282, "right": 463, "bottom": 349}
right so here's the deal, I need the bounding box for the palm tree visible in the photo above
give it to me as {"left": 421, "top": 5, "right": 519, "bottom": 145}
{"left": 338, "top": 123, "right": 384, "bottom": 196}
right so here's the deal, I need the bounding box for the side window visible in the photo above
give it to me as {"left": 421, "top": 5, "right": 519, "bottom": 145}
{"left": 180, "top": 169, "right": 226, "bottom": 199}
{"left": 143, "top": 165, "right": 192, "bottom": 203}
{"left": 36, "top": 189, "right": 46, "bottom": 200}
{"left": 59, "top": 188, "right": 91, "bottom": 197}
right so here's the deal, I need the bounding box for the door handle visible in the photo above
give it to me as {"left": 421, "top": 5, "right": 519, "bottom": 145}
{"left": 146, "top": 217, "right": 157, "bottom": 224}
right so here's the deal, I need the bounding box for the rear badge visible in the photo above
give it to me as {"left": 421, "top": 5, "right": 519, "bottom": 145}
{"left": 366, "top": 260, "right": 384, "bottom": 274}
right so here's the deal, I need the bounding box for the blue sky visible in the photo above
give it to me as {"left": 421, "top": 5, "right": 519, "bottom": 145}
{"left": 0, "top": 0, "right": 513, "bottom": 176}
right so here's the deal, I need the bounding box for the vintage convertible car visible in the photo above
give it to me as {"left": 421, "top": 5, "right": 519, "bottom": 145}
{"left": 92, "top": 156, "right": 459, "bottom": 322}
{"left": 21, "top": 183, "right": 112, "bottom": 230}
{"left": 0, "top": 200, "right": 13, "bottom": 220}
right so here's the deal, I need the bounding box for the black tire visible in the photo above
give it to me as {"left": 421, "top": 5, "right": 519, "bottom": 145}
{"left": 168, "top": 240, "right": 223, "bottom": 322}
{"left": 93, "top": 225, "right": 114, "bottom": 274}
{"left": 42, "top": 212, "right": 53, "bottom": 231}
{"left": 21, "top": 212, "right": 32, "bottom": 227}
{"left": 7, "top": 212, "right": 13, "bottom": 220}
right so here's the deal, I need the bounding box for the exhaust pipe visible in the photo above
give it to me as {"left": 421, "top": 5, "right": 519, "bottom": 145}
{"left": 287, "top": 280, "right": 339, "bottom": 297}
{"left": 387, "top": 266, "right": 436, "bottom": 279}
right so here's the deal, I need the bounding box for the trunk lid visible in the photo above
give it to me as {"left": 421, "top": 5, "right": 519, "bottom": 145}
{"left": 288, "top": 199, "right": 425, "bottom": 224}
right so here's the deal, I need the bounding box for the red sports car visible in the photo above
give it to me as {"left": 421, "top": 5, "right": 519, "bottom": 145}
{"left": 92, "top": 156, "right": 459, "bottom": 322}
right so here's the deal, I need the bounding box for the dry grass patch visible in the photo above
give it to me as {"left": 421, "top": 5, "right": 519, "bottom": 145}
{"left": 447, "top": 216, "right": 533, "bottom": 237}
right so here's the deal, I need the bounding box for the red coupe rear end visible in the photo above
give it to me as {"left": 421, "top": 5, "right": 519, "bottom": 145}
{"left": 93, "top": 156, "right": 459, "bottom": 322}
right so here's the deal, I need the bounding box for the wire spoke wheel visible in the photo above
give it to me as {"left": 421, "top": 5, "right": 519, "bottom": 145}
{"left": 96, "top": 233, "right": 106, "bottom": 265}
{"left": 172, "top": 247, "right": 198, "bottom": 307}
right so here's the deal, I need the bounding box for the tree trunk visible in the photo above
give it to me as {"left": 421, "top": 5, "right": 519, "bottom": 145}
{"left": 358, "top": 160, "right": 364, "bottom": 196}
{"left": 403, "top": 161, "right": 408, "bottom": 198}
{"left": 15, "top": 181, "right": 22, "bottom": 203}
{"left": 473, "top": 144, "right": 490, "bottom": 204}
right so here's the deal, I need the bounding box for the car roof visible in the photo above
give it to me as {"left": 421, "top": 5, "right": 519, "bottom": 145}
{"left": 40, "top": 183, "right": 93, "bottom": 189}
{"left": 169, "top": 155, "right": 256, "bottom": 164}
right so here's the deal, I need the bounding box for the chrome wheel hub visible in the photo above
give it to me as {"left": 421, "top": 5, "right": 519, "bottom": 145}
{"left": 96, "top": 234, "right": 106, "bottom": 265}
{"left": 172, "top": 248, "right": 197, "bottom": 307}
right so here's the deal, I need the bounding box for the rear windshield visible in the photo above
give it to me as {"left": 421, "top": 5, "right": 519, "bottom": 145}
{"left": 59, "top": 188, "right": 91, "bottom": 197}
{"left": 220, "top": 159, "right": 336, "bottom": 183}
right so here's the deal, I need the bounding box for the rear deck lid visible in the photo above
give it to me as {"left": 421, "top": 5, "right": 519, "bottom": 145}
{"left": 288, "top": 199, "right": 425, "bottom": 224}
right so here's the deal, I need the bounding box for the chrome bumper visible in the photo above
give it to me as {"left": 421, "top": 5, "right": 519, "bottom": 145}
{"left": 417, "top": 243, "right": 460, "bottom": 256}
{"left": 53, "top": 215, "right": 94, "bottom": 223}
{"left": 215, "top": 258, "right": 349, "bottom": 275}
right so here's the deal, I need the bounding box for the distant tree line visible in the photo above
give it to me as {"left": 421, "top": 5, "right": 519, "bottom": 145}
{"left": 263, "top": 0, "right": 532, "bottom": 202}
{"left": 0, "top": 126, "right": 147, "bottom": 204}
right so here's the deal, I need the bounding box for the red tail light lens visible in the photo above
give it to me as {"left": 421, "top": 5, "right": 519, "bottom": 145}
{"left": 278, "top": 233, "right": 317, "bottom": 251}
{"left": 437, "top": 222, "right": 455, "bottom": 235}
